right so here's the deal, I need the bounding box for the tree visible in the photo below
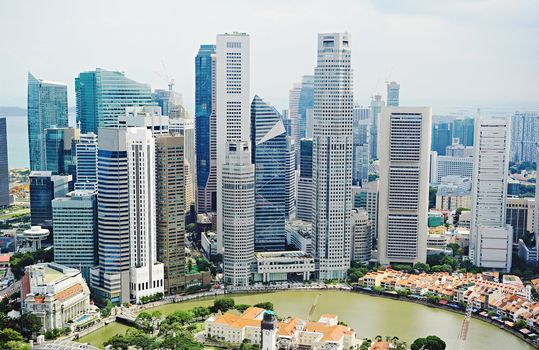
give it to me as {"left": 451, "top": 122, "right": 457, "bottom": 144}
{"left": 186, "top": 223, "right": 196, "bottom": 233}
{"left": 234, "top": 304, "right": 251, "bottom": 312}
{"left": 191, "top": 306, "right": 210, "bottom": 320}
{"left": 411, "top": 335, "right": 446, "bottom": 350}
{"left": 515, "top": 319, "right": 527, "bottom": 329}
{"left": 106, "top": 334, "right": 130, "bottom": 350}
{"left": 413, "top": 262, "right": 430, "bottom": 273}
{"left": 187, "top": 260, "right": 194, "bottom": 273}
{"left": 101, "top": 299, "right": 113, "bottom": 317}
{"left": 165, "top": 310, "right": 193, "bottom": 326}
{"left": 135, "top": 312, "right": 154, "bottom": 333}
{"left": 0, "top": 328, "right": 24, "bottom": 343}
{"left": 254, "top": 301, "right": 274, "bottom": 311}
{"left": 212, "top": 297, "right": 235, "bottom": 312}
{"left": 19, "top": 313, "right": 42, "bottom": 339}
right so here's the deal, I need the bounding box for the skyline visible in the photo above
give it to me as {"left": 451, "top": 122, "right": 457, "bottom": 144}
{"left": 1, "top": 0, "right": 538, "bottom": 116}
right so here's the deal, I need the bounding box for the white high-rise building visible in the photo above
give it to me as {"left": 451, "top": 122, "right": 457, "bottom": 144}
{"left": 378, "top": 107, "right": 432, "bottom": 265}
{"left": 125, "top": 127, "right": 164, "bottom": 302}
{"left": 170, "top": 117, "right": 197, "bottom": 212}
{"left": 216, "top": 32, "right": 251, "bottom": 254}
{"left": 222, "top": 141, "right": 255, "bottom": 287}
{"left": 351, "top": 209, "right": 371, "bottom": 262}
{"left": 312, "top": 33, "right": 353, "bottom": 280}
{"left": 470, "top": 116, "right": 512, "bottom": 272}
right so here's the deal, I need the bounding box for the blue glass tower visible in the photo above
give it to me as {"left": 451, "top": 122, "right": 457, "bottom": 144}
{"left": 75, "top": 68, "right": 153, "bottom": 134}
{"left": 432, "top": 122, "right": 452, "bottom": 155}
{"left": 251, "top": 95, "right": 288, "bottom": 251}
{"left": 0, "top": 118, "right": 9, "bottom": 207}
{"left": 27, "top": 73, "right": 68, "bottom": 171}
{"left": 298, "top": 75, "right": 314, "bottom": 140}
{"left": 195, "top": 45, "right": 216, "bottom": 213}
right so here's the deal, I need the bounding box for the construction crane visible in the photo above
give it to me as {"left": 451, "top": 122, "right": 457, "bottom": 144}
{"left": 455, "top": 299, "right": 475, "bottom": 350}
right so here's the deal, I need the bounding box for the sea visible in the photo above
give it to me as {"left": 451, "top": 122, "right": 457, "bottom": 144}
{"left": 2, "top": 114, "right": 76, "bottom": 169}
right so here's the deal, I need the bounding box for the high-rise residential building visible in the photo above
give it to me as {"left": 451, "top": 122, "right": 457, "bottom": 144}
{"left": 285, "top": 139, "right": 297, "bottom": 220}
{"left": 369, "top": 95, "right": 384, "bottom": 160}
{"left": 170, "top": 117, "right": 196, "bottom": 212}
{"left": 312, "top": 33, "right": 353, "bottom": 280}
{"left": 52, "top": 190, "right": 97, "bottom": 282}
{"left": 297, "top": 138, "right": 313, "bottom": 223}
{"left": 351, "top": 209, "right": 371, "bottom": 262}
{"left": 251, "top": 95, "right": 288, "bottom": 251}
{"left": 222, "top": 141, "right": 255, "bottom": 287}
{"left": 29, "top": 171, "right": 71, "bottom": 230}
{"left": 298, "top": 76, "right": 315, "bottom": 141}
{"left": 125, "top": 127, "right": 164, "bottom": 302}
{"left": 90, "top": 128, "right": 130, "bottom": 303}
{"left": 470, "top": 116, "right": 512, "bottom": 272}
{"left": 27, "top": 73, "right": 68, "bottom": 171}
{"left": 216, "top": 33, "right": 251, "bottom": 253}
{"left": 378, "top": 107, "right": 432, "bottom": 265}
{"left": 431, "top": 123, "right": 452, "bottom": 155}
{"left": 510, "top": 112, "right": 539, "bottom": 163}
{"left": 352, "top": 180, "right": 379, "bottom": 241}
{"left": 75, "top": 68, "right": 153, "bottom": 134}
{"left": 0, "top": 118, "right": 9, "bottom": 207}
{"left": 195, "top": 44, "right": 217, "bottom": 214}
{"left": 156, "top": 135, "right": 186, "bottom": 295}
{"left": 75, "top": 133, "right": 98, "bottom": 190}
{"left": 152, "top": 88, "right": 183, "bottom": 117}
{"left": 45, "top": 127, "right": 80, "bottom": 176}
{"left": 352, "top": 106, "right": 370, "bottom": 185}
{"left": 386, "top": 81, "right": 400, "bottom": 107}
{"left": 452, "top": 118, "right": 474, "bottom": 147}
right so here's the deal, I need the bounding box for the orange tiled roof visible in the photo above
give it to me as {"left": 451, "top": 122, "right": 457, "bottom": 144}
{"left": 55, "top": 283, "right": 83, "bottom": 301}
{"left": 371, "top": 341, "right": 390, "bottom": 350}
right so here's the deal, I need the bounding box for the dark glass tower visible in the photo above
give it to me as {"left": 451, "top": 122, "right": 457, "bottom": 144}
{"left": 432, "top": 122, "right": 452, "bottom": 155}
{"left": 0, "top": 118, "right": 9, "bottom": 207}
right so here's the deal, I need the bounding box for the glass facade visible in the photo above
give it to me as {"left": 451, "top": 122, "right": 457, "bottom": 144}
{"left": 251, "top": 95, "right": 288, "bottom": 251}
{"left": 195, "top": 45, "right": 216, "bottom": 201}
{"left": 45, "top": 127, "right": 79, "bottom": 176}
{"left": 452, "top": 118, "right": 474, "bottom": 147}
{"left": 75, "top": 68, "right": 153, "bottom": 134}
{"left": 27, "top": 73, "right": 68, "bottom": 171}
{"left": 29, "top": 171, "right": 70, "bottom": 230}
{"left": 297, "top": 75, "right": 314, "bottom": 140}
{"left": 432, "top": 123, "right": 452, "bottom": 155}
{"left": 0, "top": 118, "right": 8, "bottom": 207}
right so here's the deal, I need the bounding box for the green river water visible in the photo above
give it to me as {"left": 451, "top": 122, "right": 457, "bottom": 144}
{"left": 78, "top": 290, "right": 534, "bottom": 349}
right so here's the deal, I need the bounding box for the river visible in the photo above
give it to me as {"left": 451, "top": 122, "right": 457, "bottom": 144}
{"left": 78, "top": 290, "right": 534, "bottom": 349}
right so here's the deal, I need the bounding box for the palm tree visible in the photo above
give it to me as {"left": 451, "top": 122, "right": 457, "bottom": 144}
{"left": 375, "top": 335, "right": 383, "bottom": 342}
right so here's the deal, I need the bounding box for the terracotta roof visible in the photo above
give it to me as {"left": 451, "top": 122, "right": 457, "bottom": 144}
{"left": 55, "top": 283, "right": 83, "bottom": 301}
{"left": 371, "top": 341, "right": 390, "bottom": 350}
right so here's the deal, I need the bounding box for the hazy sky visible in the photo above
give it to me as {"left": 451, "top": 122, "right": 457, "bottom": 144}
{"left": 1, "top": 0, "right": 538, "bottom": 115}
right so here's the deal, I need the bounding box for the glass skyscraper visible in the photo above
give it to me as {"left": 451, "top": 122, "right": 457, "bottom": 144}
{"left": 0, "top": 118, "right": 9, "bottom": 207}
{"left": 297, "top": 75, "right": 314, "bottom": 141}
{"left": 27, "top": 73, "right": 68, "bottom": 171}
{"left": 45, "top": 127, "right": 79, "bottom": 176}
{"left": 29, "top": 171, "right": 71, "bottom": 230}
{"left": 251, "top": 95, "right": 288, "bottom": 251}
{"left": 432, "top": 122, "right": 452, "bottom": 155}
{"left": 195, "top": 44, "right": 216, "bottom": 213}
{"left": 452, "top": 118, "right": 474, "bottom": 147}
{"left": 75, "top": 68, "right": 153, "bottom": 134}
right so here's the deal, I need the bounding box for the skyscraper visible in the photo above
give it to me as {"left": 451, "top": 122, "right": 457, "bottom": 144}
{"left": 45, "top": 127, "right": 79, "bottom": 176}
{"left": 251, "top": 95, "right": 288, "bottom": 252}
{"left": 0, "top": 118, "right": 9, "bottom": 207}
{"left": 29, "top": 171, "right": 71, "bottom": 230}
{"left": 297, "top": 138, "right": 313, "bottom": 223}
{"left": 52, "top": 190, "right": 97, "bottom": 282}
{"left": 222, "top": 141, "right": 255, "bottom": 287}
{"left": 369, "top": 95, "right": 384, "bottom": 160}
{"left": 352, "top": 106, "right": 370, "bottom": 186}
{"left": 285, "top": 139, "right": 296, "bottom": 220}
{"left": 452, "top": 118, "right": 474, "bottom": 147}
{"left": 152, "top": 88, "right": 183, "bottom": 117}
{"left": 510, "top": 112, "right": 539, "bottom": 163}
{"left": 27, "top": 73, "right": 68, "bottom": 171}
{"left": 378, "top": 107, "right": 432, "bottom": 265}
{"left": 288, "top": 82, "right": 301, "bottom": 144}
{"left": 312, "top": 33, "right": 353, "bottom": 280}
{"left": 156, "top": 135, "right": 186, "bottom": 295}
{"left": 75, "top": 68, "right": 153, "bottom": 134}
{"left": 431, "top": 122, "right": 452, "bottom": 155}
{"left": 195, "top": 44, "right": 216, "bottom": 214}
{"left": 470, "top": 116, "right": 512, "bottom": 272}
{"left": 216, "top": 33, "right": 251, "bottom": 253}
{"left": 351, "top": 209, "right": 371, "bottom": 262}
{"left": 90, "top": 128, "right": 130, "bottom": 303}
{"left": 125, "top": 127, "right": 164, "bottom": 302}
{"left": 75, "top": 133, "right": 98, "bottom": 190}
{"left": 170, "top": 117, "right": 196, "bottom": 212}
{"left": 298, "top": 76, "right": 315, "bottom": 141}
{"left": 386, "top": 81, "right": 400, "bottom": 107}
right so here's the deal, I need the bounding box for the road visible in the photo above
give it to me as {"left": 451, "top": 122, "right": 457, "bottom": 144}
{"left": 0, "top": 279, "right": 21, "bottom": 301}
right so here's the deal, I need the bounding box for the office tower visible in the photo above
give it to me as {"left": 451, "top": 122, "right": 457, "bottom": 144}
{"left": 435, "top": 176, "right": 472, "bottom": 211}
{"left": 75, "top": 68, "right": 153, "bottom": 134}
{"left": 119, "top": 106, "right": 169, "bottom": 135}
{"left": 75, "top": 133, "right": 98, "bottom": 190}
{"left": 222, "top": 141, "right": 255, "bottom": 287}
{"left": 90, "top": 128, "right": 130, "bottom": 303}
{"left": 452, "top": 118, "right": 474, "bottom": 147}
{"left": 470, "top": 116, "right": 512, "bottom": 272}
{"left": 506, "top": 197, "right": 534, "bottom": 242}
{"left": 0, "top": 118, "right": 9, "bottom": 207}
{"left": 170, "top": 117, "right": 196, "bottom": 212}
{"left": 430, "top": 152, "right": 474, "bottom": 184}
{"left": 29, "top": 171, "right": 71, "bottom": 230}
{"left": 251, "top": 95, "right": 288, "bottom": 251}
{"left": 353, "top": 180, "right": 379, "bottom": 241}
{"left": 297, "top": 138, "right": 313, "bottom": 222}
{"left": 351, "top": 209, "right": 371, "bottom": 262}
{"left": 445, "top": 138, "right": 474, "bottom": 157}
{"left": 298, "top": 76, "right": 315, "bottom": 141}
{"left": 52, "top": 190, "right": 97, "bottom": 282}
{"left": 312, "top": 33, "right": 353, "bottom": 280}
{"left": 152, "top": 88, "right": 183, "bottom": 117}
{"left": 369, "top": 95, "right": 384, "bottom": 160}
{"left": 156, "top": 135, "right": 186, "bottom": 295}
{"left": 378, "top": 107, "right": 432, "bottom": 265}
{"left": 45, "top": 127, "right": 80, "bottom": 176}
{"left": 431, "top": 123, "right": 452, "bottom": 155}
{"left": 386, "top": 81, "right": 400, "bottom": 107}
{"left": 216, "top": 33, "right": 251, "bottom": 253}
{"left": 285, "top": 139, "right": 296, "bottom": 220}
{"left": 125, "top": 127, "right": 164, "bottom": 302}
{"left": 27, "top": 73, "right": 68, "bottom": 171}
{"left": 288, "top": 82, "right": 302, "bottom": 144}
{"left": 352, "top": 106, "right": 370, "bottom": 185}
{"left": 195, "top": 44, "right": 217, "bottom": 213}
{"left": 510, "top": 112, "right": 539, "bottom": 163}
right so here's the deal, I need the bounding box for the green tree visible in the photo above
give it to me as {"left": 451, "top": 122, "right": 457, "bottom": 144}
{"left": 135, "top": 312, "right": 154, "bottom": 333}
{"left": 413, "top": 262, "right": 430, "bottom": 273}
{"left": 186, "top": 223, "right": 196, "bottom": 233}
{"left": 254, "top": 301, "right": 274, "bottom": 311}
{"left": 212, "top": 297, "right": 235, "bottom": 312}
{"left": 191, "top": 306, "right": 210, "bottom": 320}
{"left": 101, "top": 299, "right": 113, "bottom": 317}
{"left": 0, "top": 328, "right": 24, "bottom": 343}
{"left": 234, "top": 304, "right": 251, "bottom": 312}
{"left": 105, "top": 334, "right": 130, "bottom": 350}
{"left": 411, "top": 335, "right": 446, "bottom": 350}
{"left": 165, "top": 310, "right": 193, "bottom": 326}
{"left": 515, "top": 319, "right": 527, "bottom": 329}
{"left": 19, "top": 313, "right": 42, "bottom": 339}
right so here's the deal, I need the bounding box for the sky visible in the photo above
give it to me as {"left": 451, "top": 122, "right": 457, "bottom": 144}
{"left": 0, "top": 0, "right": 538, "bottom": 116}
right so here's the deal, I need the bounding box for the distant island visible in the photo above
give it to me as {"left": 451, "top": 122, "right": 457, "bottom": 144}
{"left": 0, "top": 106, "right": 26, "bottom": 116}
